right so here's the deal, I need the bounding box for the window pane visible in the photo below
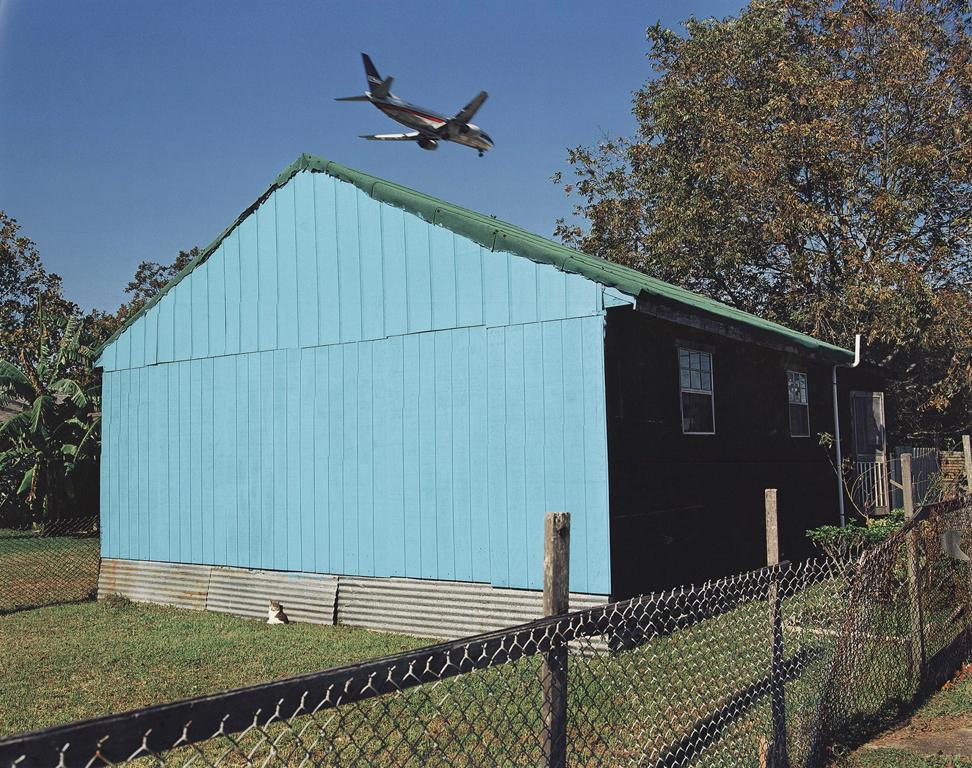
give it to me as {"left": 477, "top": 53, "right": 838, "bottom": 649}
{"left": 682, "top": 391, "right": 714, "bottom": 433}
{"left": 700, "top": 354, "right": 711, "bottom": 373}
{"left": 691, "top": 370, "right": 701, "bottom": 390}
{"left": 789, "top": 403, "right": 810, "bottom": 436}
{"left": 701, "top": 371, "right": 711, "bottom": 391}
{"left": 680, "top": 370, "right": 691, "bottom": 388}
{"left": 787, "top": 371, "right": 808, "bottom": 404}
{"left": 679, "top": 349, "right": 690, "bottom": 367}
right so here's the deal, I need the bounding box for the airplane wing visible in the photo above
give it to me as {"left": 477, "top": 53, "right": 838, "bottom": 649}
{"left": 359, "top": 132, "right": 421, "bottom": 141}
{"left": 454, "top": 91, "right": 488, "bottom": 123}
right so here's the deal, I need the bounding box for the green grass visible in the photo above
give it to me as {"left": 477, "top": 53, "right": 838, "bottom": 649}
{"left": 0, "top": 529, "right": 100, "bottom": 612}
{"left": 0, "top": 599, "right": 429, "bottom": 738}
{"left": 835, "top": 748, "right": 972, "bottom": 767}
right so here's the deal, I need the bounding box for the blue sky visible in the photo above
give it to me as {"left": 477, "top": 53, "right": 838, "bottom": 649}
{"left": 0, "top": 0, "right": 743, "bottom": 313}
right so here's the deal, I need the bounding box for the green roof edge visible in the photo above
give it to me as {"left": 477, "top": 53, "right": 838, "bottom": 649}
{"left": 95, "top": 152, "right": 854, "bottom": 364}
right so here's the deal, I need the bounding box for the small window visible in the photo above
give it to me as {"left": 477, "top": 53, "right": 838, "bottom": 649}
{"left": 678, "top": 347, "right": 714, "bottom": 434}
{"left": 787, "top": 371, "right": 810, "bottom": 437}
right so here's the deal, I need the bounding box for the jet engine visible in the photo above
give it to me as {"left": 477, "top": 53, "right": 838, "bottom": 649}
{"left": 417, "top": 137, "right": 438, "bottom": 151}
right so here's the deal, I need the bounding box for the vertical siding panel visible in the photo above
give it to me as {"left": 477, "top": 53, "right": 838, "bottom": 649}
{"left": 430, "top": 229, "right": 458, "bottom": 331}
{"left": 189, "top": 360, "right": 203, "bottom": 563}
{"left": 191, "top": 261, "right": 209, "bottom": 359}
{"left": 402, "top": 335, "right": 422, "bottom": 577}
{"left": 299, "top": 349, "right": 316, "bottom": 572}
{"left": 538, "top": 266, "right": 569, "bottom": 322}
{"left": 561, "top": 318, "right": 589, "bottom": 591}
{"left": 451, "top": 329, "right": 473, "bottom": 581}
{"left": 566, "top": 273, "right": 599, "bottom": 318}
{"left": 223, "top": 231, "right": 242, "bottom": 355}
{"left": 374, "top": 336, "right": 405, "bottom": 577}
{"left": 510, "top": 258, "right": 539, "bottom": 326}
{"left": 357, "top": 195, "right": 384, "bottom": 341}
{"left": 99, "top": 339, "right": 117, "bottom": 372}
{"left": 294, "top": 173, "right": 319, "bottom": 348}
{"left": 276, "top": 184, "right": 299, "bottom": 350}
{"left": 212, "top": 356, "right": 234, "bottom": 566}
{"left": 336, "top": 185, "right": 362, "bottom": 344}
{"left": 271, "top": 351, "right": 287, "bottom": 569}
{"left": 257, "top": 201, "right": 278, "bottom": 352}
{"left": 176, "top": 364, "right": 190, "bottom": 560}
{"left": 106, "top": 373, "right": 119, "bottom": 557}
{"left": 505, "top": 326, "right": 529, "bottom": 589}
{"left": 313, "top": 348, "right": 330, "bottom": 574}
{"left": 239, "top": 216, "right": 259, "bottom": 353}
{"left": 100, "top": 374, "right": 112, "bottom": 557}
{"left": 251, "top": 353, "right": 267, "bottom": 568}
{"left": 208, "top": 246, "right": 226, "bottom": 358}
{"left": 200, "top": 359, "right": 215, "bottom": 564}
{"left": 237, "top": 355, "right": 253, "bottom": 568}
{"left": 523, "top": 325, "right": 546, "bottom": 590}
{"left": 148, "top": 366, "right": 167, "bottom": 562}
{"left": 142, "top": 305, "right": 158, "bottom": 366}
{"left": 486, "top": 328, "right": 508, "bottom": 587}
{"left": 540, "top": 322, "right": 567, "bottom": 586}
{"left": 380, "top": 207, "right": 408, "bottom": 337}
{"left": 115, "top": 325, "right": 132, "bottom": 372}
{"left": 455, "top": 240, "right": 483, "bottom": 328}
{"left": 405, "top": 216, "right": 432, "bottom": 333}
{"left": 172, "top": 281, "right": 192, "bottom": 362}
{"left": 434, "top": 331, "right": 454, "bottom": 580}
{"left": 357, "top": 343, "right": 375, "bottom": 576}
{"left": 285, "top": 349, "right": 301, "bottom": 571}
{"left": 327, "top": 345, "right": 344, "bottom": 573}
{"left": 138, "top": 368, "right": 151, "bottom": 560}
{"left": 418, "top": 334, "right": 437, "bottom": 579}
{"left": 582, "top": 316, "right": 611, "bottom": 594}
{"left": 342, "top": 344, "right": 359, "bottom": 573}
{"left": 118, "top": 372, "right": 131, "bottom": 558}
{"left": 128, "top": 314, "right": 145, "bottom": 369}
{"left": 468, "top": 328, "right": 490, "bottom": 582}
{"left": 167, "top": 365, "right": 180, "bottom": 561}
{"left": 482, "top": 249, "right": 510, "bottom": 327}
{"left": 156, "top": 294, "right": 175, "bottom": 364}
{"left": 316, "top": 174, "right": 341, "bottom": 346}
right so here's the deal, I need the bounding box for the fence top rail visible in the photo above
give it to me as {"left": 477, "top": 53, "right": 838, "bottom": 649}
{"left": 0, "top": 560, "right": 789, "bottom": 767}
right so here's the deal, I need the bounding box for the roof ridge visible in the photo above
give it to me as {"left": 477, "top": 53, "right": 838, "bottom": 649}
{"left": 95, "top": 152, "right": 853, "bottom": 363}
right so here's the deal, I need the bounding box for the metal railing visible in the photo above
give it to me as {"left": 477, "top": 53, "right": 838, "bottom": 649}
{"left": 2, "top": 495, "right": 970, "bottom": 768}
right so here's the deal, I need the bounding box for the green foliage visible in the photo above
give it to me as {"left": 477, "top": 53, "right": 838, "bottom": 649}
{"left": 807, "top": 510, "right": 905, "bottom": 560}
{"left": 0, "top": 304, "right": 101, "bottom": 525}
{"left": 555, "top": 0, "right": 972, "bottom": 441}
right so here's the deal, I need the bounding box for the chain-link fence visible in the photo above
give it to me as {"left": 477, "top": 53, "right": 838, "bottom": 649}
{"left": 1, "top": 496, "right": 970, "bottom": 767}
{"left": 0, "top": 516, "right": 100, "bottom": 614}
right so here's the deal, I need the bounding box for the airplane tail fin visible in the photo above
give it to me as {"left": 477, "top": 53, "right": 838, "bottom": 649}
{"left": 361, "top": 53, "right": 394, "bottom": 99}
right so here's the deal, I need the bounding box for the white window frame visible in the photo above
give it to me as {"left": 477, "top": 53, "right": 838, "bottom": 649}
{"left": 677, "top": 347, "right": 715, "bottom": 435}
{"left": 787, "top": 370, "right": 810, "bottom": 437}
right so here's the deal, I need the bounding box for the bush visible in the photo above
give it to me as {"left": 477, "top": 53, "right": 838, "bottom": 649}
{"left": 807, "top": 510, "right": 905, "bottom": 560}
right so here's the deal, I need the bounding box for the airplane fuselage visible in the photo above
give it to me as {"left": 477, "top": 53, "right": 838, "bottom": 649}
{"left": 371, "top": 95, "right": 493, "bottom": 152}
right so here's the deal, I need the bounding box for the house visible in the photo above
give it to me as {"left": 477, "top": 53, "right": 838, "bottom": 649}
{"left": 95, "top": 154, "right": 887, "bottom": 635}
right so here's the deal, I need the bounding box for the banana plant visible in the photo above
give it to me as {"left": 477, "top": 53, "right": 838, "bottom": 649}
{"left": 0, "top": 304, "right": 100, "bottom": 525}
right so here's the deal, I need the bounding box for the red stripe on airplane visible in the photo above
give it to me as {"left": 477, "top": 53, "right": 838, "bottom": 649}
{"left": 379, "top": 103, "right": 446, "bottom": 125}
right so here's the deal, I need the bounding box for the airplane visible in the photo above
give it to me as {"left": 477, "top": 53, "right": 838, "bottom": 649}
{"left": 336, "top": 53, "right": 493, "bottom": 157}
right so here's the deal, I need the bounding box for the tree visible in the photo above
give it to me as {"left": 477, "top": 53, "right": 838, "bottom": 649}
{"left": 119, "top": 247, "right": 197, "bottom": 320}
{"left": 0, "top": 306, "right": 101, "bottom": 525}
{"left": 554, "top": 0, "right": 972, "bottom": 440}
{"left": 0, "top": 212, "right": 80, "bottom": 368}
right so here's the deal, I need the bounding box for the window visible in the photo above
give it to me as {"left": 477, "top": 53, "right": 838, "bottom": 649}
{"left": 678, "top": 347, "right": 714, "bottom": 434}
{"left": 787, "top": 371, "right": 810, "bottom": 437}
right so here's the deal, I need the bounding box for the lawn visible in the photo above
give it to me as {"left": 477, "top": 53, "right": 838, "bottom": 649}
{"left": 0, "top": 527, "right": 100, "bottom": 613}
{"left": 0, "top": 598, "right": 429, "bottom": 738}
{"left": 833, "top": 663, "right": 972, "bottom": 767}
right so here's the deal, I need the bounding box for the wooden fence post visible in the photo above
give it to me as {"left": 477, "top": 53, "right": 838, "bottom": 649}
{"left": 764, "top": 490, "right": 788, "bottom": 768}
{"left": 542, "top": 512, "right": 570, "bottom": 768}
{"left": 962, "top": 435, "right": 972, "bottom": 496}
{"left": 902, "top": 453, "right": 927, "bottom": 685}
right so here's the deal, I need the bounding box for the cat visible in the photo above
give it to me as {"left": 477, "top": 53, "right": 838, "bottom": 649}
{"left": 267, "top": 600, "right": 289, "bottom": 625}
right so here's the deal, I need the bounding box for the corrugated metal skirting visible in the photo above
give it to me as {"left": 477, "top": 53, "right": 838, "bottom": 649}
{"left": 97, "top": 558, "right": 606, "bottom": 639}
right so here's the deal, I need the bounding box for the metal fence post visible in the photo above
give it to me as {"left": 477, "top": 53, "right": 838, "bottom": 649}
{"left": 902, "top": 453, "right": 927, "bottom": 685}
{"left": 764, "top": 490, "right": 788, "bottom": 768}
{"left": 962, "top": 435, "right": 972, "bottom": 496}
{"left": 542, "top": 512, "right": 569, "bottom": 768}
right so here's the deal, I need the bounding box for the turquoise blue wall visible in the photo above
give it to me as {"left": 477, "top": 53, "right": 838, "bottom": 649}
{"left": 98, "top": 170, "right": 621, "bottom": 594}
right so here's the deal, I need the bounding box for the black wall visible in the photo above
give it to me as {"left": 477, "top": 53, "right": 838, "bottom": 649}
{"left": 605, "top": 308, "right": 885, "bottom": 599}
